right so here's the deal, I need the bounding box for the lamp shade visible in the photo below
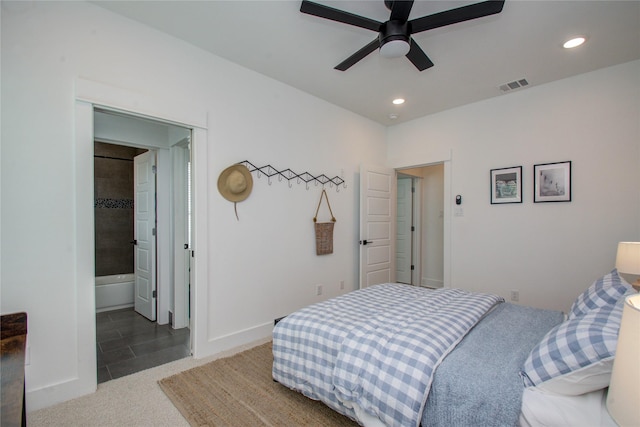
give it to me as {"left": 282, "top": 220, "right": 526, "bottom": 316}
{"left": 615, "top": 242, "right": 640, "bottom": 275}
{"left": 606, "top": 294, "right": 640, "bottom": 426}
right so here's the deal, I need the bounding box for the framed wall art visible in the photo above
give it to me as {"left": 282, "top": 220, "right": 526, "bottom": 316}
{"left": 534, "top": 161, "right": 571, "bottom": 203}
{"left": 490, "top": 166, "right": 522, "bottom": 204}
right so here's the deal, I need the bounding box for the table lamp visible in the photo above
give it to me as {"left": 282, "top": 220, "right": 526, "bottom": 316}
{"left": 606, "top": 293, "right": 640, "bottom": 426}
{"left": 615, "top": 242, "right": 640, "bottom": 290}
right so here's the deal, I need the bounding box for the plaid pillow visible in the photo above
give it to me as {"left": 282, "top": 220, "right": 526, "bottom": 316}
{"left": 520, "top": 297, "right": 629, "bottom": 395}
{"left": 568, "top": 269, "right": 633, "bottom": 319}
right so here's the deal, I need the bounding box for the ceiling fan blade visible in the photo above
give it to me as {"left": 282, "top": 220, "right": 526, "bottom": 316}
{"left": 389, "top": 0, "right": 414, "bottom": 22}
{"left": 410, "top": 0, "right": 505, "bottom": 34}
{"left": 300, "top": 0, "right": 381, "bottom": 32}
{"left": 405, "top": 39, "right": 434, "bottom": 71}
{"left": 335, "top": 38, "right": 380, "bottom": 71}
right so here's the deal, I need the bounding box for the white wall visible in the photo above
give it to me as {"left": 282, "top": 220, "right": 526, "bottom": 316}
{"left": 1, "top": 1, "right": 386, "bottom": 410}
{"left": 388, "top": 60, "right": 640, "bottom": 312}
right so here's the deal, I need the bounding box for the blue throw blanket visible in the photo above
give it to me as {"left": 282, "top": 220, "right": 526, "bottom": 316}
{"left": 422, "top": 303, "right": 564, "bottom": 427}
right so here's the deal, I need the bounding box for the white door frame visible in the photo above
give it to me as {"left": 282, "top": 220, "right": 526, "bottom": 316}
{"left": 75, "top": 78, "right": 209, "bottom": 396}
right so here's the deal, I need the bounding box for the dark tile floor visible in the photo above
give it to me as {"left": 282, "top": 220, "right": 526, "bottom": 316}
{"left": 96, "top": 308, "right": 190, "bottom": 384}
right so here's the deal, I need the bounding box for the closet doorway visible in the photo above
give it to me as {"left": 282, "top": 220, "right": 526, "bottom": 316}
{"left": 396, "top": 164, "right": 445, "bottom": 288}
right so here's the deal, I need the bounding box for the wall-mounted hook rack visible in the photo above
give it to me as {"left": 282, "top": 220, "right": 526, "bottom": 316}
{"left": 238, "top": 160, "right": 346, "bottom": 191}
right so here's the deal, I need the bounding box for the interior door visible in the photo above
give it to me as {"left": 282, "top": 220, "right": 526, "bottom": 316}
{"left": 359, "top": 164, "right": 396, "bottom": 289}
{"left": 396, "top": 176, "right": 413, "bottom": 284}
{"left": 172, "top": 142, "right": 190, "bottom": 329}
{"left": 134, "top": 151, "right": 157, "bottom": 321}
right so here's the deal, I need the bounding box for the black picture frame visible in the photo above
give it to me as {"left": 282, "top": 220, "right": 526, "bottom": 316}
{"left": 490, "top": 166, "right": 523, "bottom": 204}
{"left": 534, "top": 161, "right": 572, "bottom": 203}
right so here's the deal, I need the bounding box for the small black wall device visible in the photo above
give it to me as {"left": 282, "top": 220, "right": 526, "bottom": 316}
{"left": 455, "top": 195, "right": 462, "bottom": 205}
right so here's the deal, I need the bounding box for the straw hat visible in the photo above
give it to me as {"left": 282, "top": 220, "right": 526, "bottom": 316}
{"left": 217, "top": 164, "right": 253, "bottom": 202}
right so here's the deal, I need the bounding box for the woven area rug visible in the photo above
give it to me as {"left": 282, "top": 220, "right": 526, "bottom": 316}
{"left": 158, "top": 342, "right": 359, "bottom": 426}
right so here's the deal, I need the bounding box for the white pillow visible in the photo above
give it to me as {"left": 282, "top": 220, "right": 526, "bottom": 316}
{"left": 520, "top": 387, "right": 617, "bottom": 427}
{"left": 532, "top": 358, "right": 613, "bottom": 395}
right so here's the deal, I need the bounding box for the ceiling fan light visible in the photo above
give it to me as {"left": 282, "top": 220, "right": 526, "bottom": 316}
{"left": 380, "top": 40, "right": 410, "bottom": 58}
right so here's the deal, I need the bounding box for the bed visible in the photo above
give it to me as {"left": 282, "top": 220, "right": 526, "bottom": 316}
{"left": 272, "top": 269, "right": 635, "bottom": 426}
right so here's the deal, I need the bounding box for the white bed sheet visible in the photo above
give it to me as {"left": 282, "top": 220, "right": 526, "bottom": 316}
{"left": 519, "top": 387, "right": 617, "bottom": 427}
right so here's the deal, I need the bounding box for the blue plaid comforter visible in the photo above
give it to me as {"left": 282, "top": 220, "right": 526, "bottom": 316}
{"left": 272, "top": 283, "right": 503, "bottom": 427}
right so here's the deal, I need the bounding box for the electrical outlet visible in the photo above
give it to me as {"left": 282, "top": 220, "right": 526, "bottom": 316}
{"left": 340, "top": 280, "right": 345, "bottom": 290}
{"left": 510, "top": 290, "right": 519, "bottom": 302}
{"left": 316, "top": 284, "right": 323, "bottom": 296}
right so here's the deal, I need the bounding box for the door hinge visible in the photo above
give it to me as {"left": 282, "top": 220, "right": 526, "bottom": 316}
{"left": 411, "top": 265, "right": 415, "bottom": 270}
{"left": 152, "top": 165, "right": 157, "bottom": 174}
{"left": 152, "top": 228, "right": 156, "bottom": 236}
{"left": 412, "top": 187, "right": 415, "bottom": 193}
{"left": 411, "top": 226, "right": 415, "bottom": 232}
{"left": 152, "top": 290, "right": 157, "bottom": 298}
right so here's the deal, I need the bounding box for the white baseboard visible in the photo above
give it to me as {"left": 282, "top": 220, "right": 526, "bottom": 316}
{"left": 27, "top": 376, "right": 96, "bottom": 412}
{"left": 422, "top": 277, "right": 444, "bottom": 288}
{"left": 195, "top": 322, "right": 273, "bottom": 359}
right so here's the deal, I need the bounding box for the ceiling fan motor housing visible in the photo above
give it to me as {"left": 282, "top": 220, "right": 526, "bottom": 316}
{"left": 379, "top": 20, "right": 411, "bottom": 57}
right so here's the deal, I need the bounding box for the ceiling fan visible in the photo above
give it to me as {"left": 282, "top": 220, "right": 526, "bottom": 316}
{"left": 300, "top": 0, "right": 505, "bottom": 71}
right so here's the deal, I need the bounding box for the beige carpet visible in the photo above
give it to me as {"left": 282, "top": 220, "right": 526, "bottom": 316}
{"left": 158, "top": 342, "right": 359, "bottom": 426}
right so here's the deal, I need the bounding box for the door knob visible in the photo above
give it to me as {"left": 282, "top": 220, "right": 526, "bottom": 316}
{"left": 360, "top": 240, "right": 369, "bottom": 245}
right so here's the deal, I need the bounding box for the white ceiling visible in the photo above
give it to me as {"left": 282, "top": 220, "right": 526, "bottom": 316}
{"left": 93, "top": 0, "right": 640, "bottom": 126}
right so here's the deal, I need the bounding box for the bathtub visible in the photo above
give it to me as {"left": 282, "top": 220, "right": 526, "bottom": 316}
{"left": 95, "top": 273, "right": 135, "bottom": 312}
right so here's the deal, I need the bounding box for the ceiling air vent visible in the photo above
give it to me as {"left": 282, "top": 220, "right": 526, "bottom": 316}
{"left": 499, "top": 78, "right": 529, "bottom": 93}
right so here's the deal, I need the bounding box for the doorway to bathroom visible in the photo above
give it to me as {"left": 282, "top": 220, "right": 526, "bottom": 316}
{"left": 93, "top": 109, "right": 192, "bottom": 382}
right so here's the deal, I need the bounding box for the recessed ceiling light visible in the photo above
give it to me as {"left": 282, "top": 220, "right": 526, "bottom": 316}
{"left": 392, "top": 98, "right": 405, "bottom": 105}
{"left": 563, "top": 36, "right": 586, "bottom": 49}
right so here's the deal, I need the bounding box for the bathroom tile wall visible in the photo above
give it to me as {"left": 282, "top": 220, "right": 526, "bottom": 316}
{"left": 94, "top": 142, "right": 147, "bottom": 276}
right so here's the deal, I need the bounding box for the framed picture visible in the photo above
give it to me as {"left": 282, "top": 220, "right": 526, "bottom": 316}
{"left": 490, "top": 166, "right": 522, "bottom": 204}
{"left": 534, "top": 161, "right": 571, "bottom": 202}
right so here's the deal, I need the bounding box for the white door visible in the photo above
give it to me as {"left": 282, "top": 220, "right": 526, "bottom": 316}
{"left": 134, "top": 151, "right": 157, "bottom": 321}
{"left": 359, "top": 165, "right": 396, "bottom": 289}
{"left": 396, "top": 177, "right": 413, "bottom": 284}
{"left": 172, "top": 143, "right": 190, "bottom": 329}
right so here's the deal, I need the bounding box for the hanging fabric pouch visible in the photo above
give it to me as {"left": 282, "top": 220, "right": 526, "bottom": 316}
{"left": 313, "top": 189, "right": 337, "bottom": 255}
